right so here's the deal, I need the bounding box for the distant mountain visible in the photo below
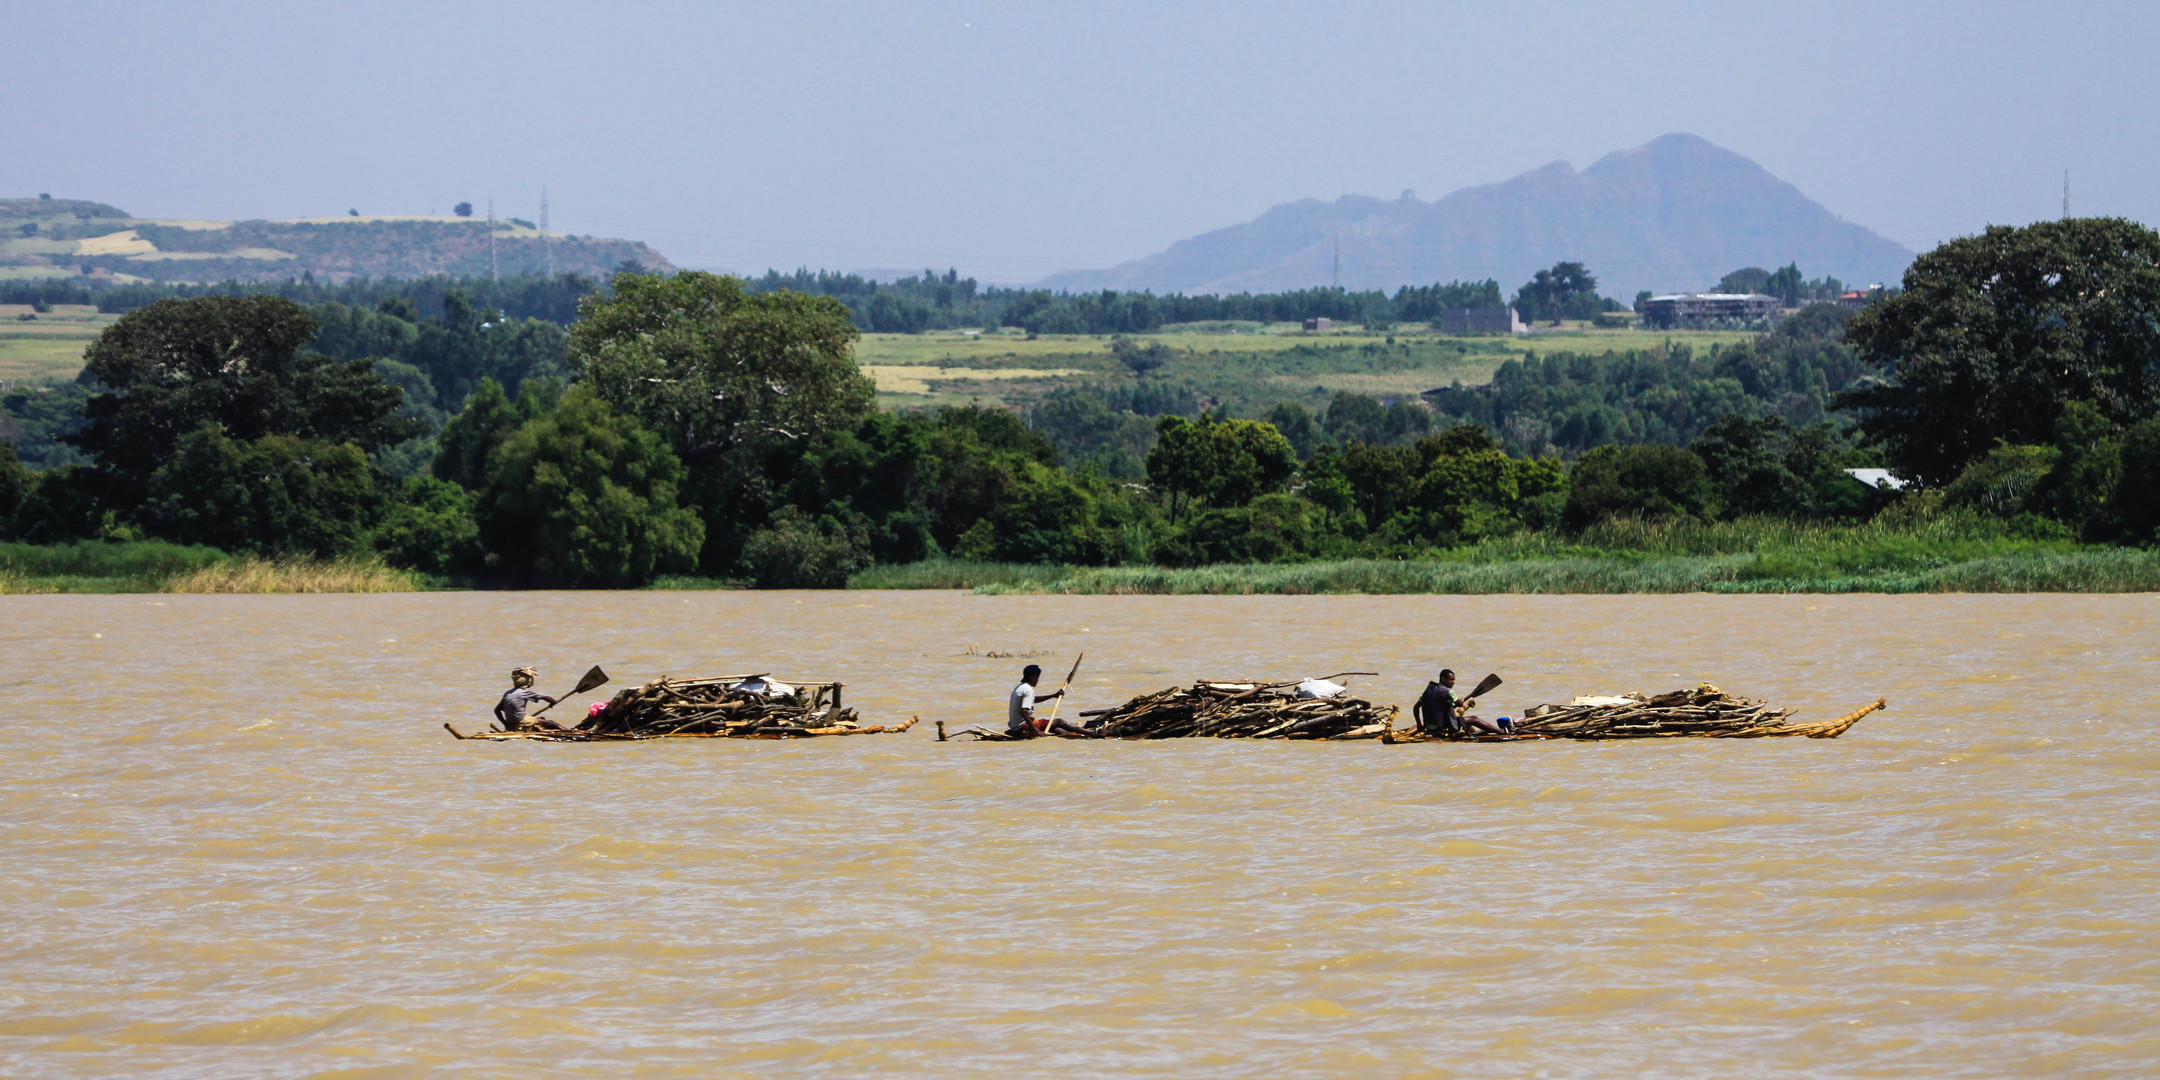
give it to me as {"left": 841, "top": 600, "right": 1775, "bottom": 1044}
{"left": 0, "top": 198, "right": 675, "bottom": 283}
{"left": 1037, "top": 134, "right": 1913, "bottom": 300}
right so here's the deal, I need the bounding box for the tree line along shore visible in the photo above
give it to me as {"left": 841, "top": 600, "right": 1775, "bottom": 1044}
{"left": 2, "top": 218, "right": 2158, "bottom": 595}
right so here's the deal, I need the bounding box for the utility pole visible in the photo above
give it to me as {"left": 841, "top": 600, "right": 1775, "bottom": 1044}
{"left": 487, "top": 197, "right": 498, "bottom": 282}
{"left": 1332, "top": 234, "right": 1340, "bottom": 290}
{"left": 540, "top": 187, "right": 553, "bottom": 276}
{"left": 2063, "top": 170, "right": 2070, "bottom": 220}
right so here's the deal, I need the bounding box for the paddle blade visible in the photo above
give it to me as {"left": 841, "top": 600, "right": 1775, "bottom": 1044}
{"left": 1468, "top": 672, "right": 1504, "bottom": 700}
{"left": 1062, "top": 652, "right": 1084, "bottom": 686}
{"left": 573, "top": 665, "right": 609, "bottom": 695}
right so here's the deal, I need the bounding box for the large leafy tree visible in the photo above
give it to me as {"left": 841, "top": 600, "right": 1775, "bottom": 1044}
{"left": 67, "top": 296, "right": 419, "bottom": 486}
{"left": 1561, "top": 444, "right": 1714, "bottom": 531}
{"left": 568, "top": 272, "right": 873, "bottom": 567}
{"left": 476, "top": 386, "right": 704, "bottom": 587}
{"left": 570, "top": 272, "right": 871, "bottom": 466}
{"left": 142, "top": 426, "right": 388, "bottom": 556}
{"left": 1145, "top": 416, "right": 1297, "bottom": 522}
{"left": 1839, "top": 218, "right": 2160, "bottom": 485}
{"left": 1513, "top": 261, "right": 1601, "bottom": 322}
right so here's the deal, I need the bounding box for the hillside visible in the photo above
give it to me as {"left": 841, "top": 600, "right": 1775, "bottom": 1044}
{"left": 0, "top": 198, "right": 675, "bottom": 283}
{"left": 1039, "top": 134, "right": 1914, "bottom": 299}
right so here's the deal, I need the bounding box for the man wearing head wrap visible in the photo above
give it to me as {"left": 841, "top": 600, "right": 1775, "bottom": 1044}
{"left": 1008, "top": 663, "right": 1096, "bottom": 737}
{"left": 495, "top": 667, "right": 564, "bottom": 732}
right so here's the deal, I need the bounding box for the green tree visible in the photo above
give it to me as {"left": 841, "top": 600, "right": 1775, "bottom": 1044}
{"left": 432, "top": 377, "right": 560, "bottom": 490}
{"left": 1689, "top": 415, "right": 1808, "bottom": 517}
{"left": 1763, "top": 263, "right": 1804, "bottom": 306}
{"left": 1717, "top": 266, "right": 1773, "bottom": 295}
{"left": 142, "top": 425, "right": 388, "bottom": 555}
{"left": 1145, "top": 416, "right": 1296, "bottom": 522}
{"left": 740, "top": 505, "right": 870, "bottom": 587}
{"left": 2110, "top": 417, "right": 2160, "bottom": 543}
{"left": 1838, "top": 218, "right": 2160, "bottom": 484}
{"left": 1562, "top": 444, "right": 1714, "bottom": 530}
{"left": 0, "top": 443, "right": 24, "bottom": 531}
{"left": 952, "top": 460, "right": 1131, "bottom": 565}
{"left": 1321, "top": 392, "right": 1388, "bottom": 444}
{"left": 569, "top": 272, "right": 871, "bottom": 568}
{"left": 374, "top": 475, "right": 481, "bottom": 575}
{"left": 68, "top": 296, "right": 420, "bottom": 487}
{"left": 1110, "top": 336, "right": 1174, "bottom": 376}
{"left": 476, "top": 386, "right": 704, "bottom": 587}
{"left": 1266, "top": 401, "right": 1328, "bottom": 459}
{"left": 1513, "top": 261, "right": 1601, "bottom": 322}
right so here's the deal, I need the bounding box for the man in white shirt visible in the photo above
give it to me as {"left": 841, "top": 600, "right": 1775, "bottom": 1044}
{"left": 1007, "top": 663, "right": 1094, "bottom": 737}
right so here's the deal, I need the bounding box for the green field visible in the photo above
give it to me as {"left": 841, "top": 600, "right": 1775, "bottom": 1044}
{"left": 0, "top": 305, "right": 116, "bottom": 382}
{"left": 855, "top": 323, "right": 1757, "bottom": 411}
{"left": 0, "top": 305, "right": 1759, "bottom": 415}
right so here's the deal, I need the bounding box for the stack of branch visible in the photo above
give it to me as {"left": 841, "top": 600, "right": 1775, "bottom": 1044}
{"left": 450, "top": 675, "right": 915, "bottom": 741}
{"left": 1078, "top": 674, "right": 1395, "bottom": 740}
{"left": 1490, "top": 685, "right": 1880, "bottom": 740}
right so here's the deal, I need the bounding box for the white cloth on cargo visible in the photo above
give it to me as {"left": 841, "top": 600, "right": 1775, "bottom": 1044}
{"left": 1296, "top": 678, "right": 1347, "bottom": 699}
{"left": 1570, "top": 695, "right": 1637, "bottom": 707}
{"left": 733, "top": 677, "right": 794, "bottom": 698}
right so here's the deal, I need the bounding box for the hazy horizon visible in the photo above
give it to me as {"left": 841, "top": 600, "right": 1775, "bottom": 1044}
{"left": 5, "top": 1, "right": 2156, "bottom": 286}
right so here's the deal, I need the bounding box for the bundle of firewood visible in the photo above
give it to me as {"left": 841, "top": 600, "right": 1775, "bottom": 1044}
{"left": 1507, "top": 685, "right": 1796, "bottom": 738}
{"left": 448, "top": 675, "right": 912, "bottom": 742}
{"left": 1078, "top": 675, "right": 1395, "bottom": 740}
{"left": 572, "top": 674, "right": 893, "bottom": 738}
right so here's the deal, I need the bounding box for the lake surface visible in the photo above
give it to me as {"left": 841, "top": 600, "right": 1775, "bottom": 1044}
{"left": 4, "top": 591, "right": 2156, "bottom": 1078}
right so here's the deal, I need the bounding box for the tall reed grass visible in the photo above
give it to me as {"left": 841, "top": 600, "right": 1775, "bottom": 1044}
{"left": 0, "top": 540, "right": 227, "bottom": 581}
{"left": 846, "top": 517, "right": 2160, "bottom": 595}
{"left": 159, "top": 556, "right": 425, "bottom": 594}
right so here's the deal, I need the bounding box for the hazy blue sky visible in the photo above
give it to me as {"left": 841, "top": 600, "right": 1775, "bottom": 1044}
{"left": 5, "top": 1, "right": 2155, "bottom": 283}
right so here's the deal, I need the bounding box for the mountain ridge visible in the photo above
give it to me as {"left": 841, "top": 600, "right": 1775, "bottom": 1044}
{"left": 0, "top": 199, "right": 676, "bottom": 284}
{"left": 1037, "top": 134, "right": 1913, "bottom": 299}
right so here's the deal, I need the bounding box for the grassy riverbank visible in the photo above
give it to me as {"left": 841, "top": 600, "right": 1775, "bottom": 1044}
{"left": 0, "top": 541, "right": 426, "bottom": 593}
{"left": 848, "top": 518, "right": 2160, "bottom": 594}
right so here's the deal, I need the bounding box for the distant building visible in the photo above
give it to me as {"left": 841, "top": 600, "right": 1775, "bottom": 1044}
{"left": 1301, "top": 317, "right": 1332, "bottom": 332}
{"left": 1439, "top": 307, "right": 1526, "bottom": 335}
{"left": 1837, "top": 287, "right": 1884, "bottom": 310}
{"left": 1639, "top": 292, "right": 1780, "bottom": 329}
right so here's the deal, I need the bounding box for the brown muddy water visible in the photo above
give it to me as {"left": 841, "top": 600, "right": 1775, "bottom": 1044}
{"left": 3, "top": 592, "right": 2156, "bottom": 1078}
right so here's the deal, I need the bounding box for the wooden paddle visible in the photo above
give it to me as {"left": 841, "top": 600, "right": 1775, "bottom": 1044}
{"left": 1465, "top": 672, "right": 1504, "bottom": 703}
{"left": 1040, "top": 652, "right": 1083, "bottom": 734}
{"left": 532, "top": 665, "right": 609, "bottom": 717}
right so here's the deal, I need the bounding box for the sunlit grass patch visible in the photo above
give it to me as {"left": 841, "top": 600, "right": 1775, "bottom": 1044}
{"left": 159, "top": 556, "right": 424, "bottom": 594}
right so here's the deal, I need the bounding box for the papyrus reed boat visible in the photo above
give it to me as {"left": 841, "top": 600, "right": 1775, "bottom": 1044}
{"left": 445, "top": 674, "right": 916, "bottom": 742}
{"left": 1380, "top": 685, "right": 1886, "bottom": 743}
{"left": 940, "top": 674, "right": 1396, "bottom": 741}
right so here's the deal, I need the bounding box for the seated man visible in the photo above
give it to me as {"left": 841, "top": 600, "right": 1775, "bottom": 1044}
{"left": 495, "top": 666, "right": 565, "bottom": 732}
{"left": 1413, "top": 669, "right": 1510, "bottom": 737}
{"left": 1008, "top": 663, "right": 1096, "bottom": 738}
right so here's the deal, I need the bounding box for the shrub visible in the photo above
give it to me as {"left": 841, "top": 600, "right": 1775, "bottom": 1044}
{"left": 477, "top": 386, "right": 704, "bottom": 587}
{"left": 739, "top": 506, "right": 869, "bottom": 588}
{"left": 1563, "top": 444, "right": 1715, "bottom": 531}
{"left": 142, "top": 426, "right": 386, "bottom": 556}
{"left": 374, "top": 475, "right": 481, "bottom": 575}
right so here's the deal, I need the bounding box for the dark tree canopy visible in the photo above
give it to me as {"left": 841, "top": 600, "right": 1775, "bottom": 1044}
{"left": 1513, "top": 261, "right": 1603, "bottom": 322}
{"left": 67, "top": 296, "right": 419, "bottom": 484}
{"left": 1562, "top": 444, "right": 1715, "bottom": 530}
{"left": 1839, "top": 218, "right": 2160, "bottom": 484}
